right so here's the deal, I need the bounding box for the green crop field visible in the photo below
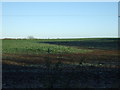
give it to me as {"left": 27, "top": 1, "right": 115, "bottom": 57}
{"left": 2, "top": 38, "right": 119, "bottom": 54}
{"left": 2, "top": 39, "right": 92, "bottom": 55}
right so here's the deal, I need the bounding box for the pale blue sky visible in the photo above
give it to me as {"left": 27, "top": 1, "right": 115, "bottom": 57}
{"left": 2, "top": 2, "right": 118, "bottom": 38}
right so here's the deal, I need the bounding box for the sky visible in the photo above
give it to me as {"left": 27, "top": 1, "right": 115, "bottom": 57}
{"left": 118, "top": 1, "right": 120, "bottom": 37}
{"left": 2, "top": 2, "right": 118, "bottom": 38}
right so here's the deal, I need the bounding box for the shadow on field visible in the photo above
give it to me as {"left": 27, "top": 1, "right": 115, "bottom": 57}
{"left": 39, "top": 39, "right": 120, "bottom": 50}
{"left": 2, "top": 63, "right": 120, "bottom": 88}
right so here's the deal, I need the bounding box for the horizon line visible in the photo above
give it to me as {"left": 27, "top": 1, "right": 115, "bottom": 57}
{"left": 1, "top": 36, "right": 119, "bottom": 39}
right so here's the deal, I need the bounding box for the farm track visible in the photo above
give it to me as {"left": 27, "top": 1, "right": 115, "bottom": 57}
{"left": 2, "top": 49, "right": 120, "bottom": 67}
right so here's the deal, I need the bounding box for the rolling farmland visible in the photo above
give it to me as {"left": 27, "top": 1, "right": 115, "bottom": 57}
{"left": 2, "top": 38, "right": 120, "bottom": 88}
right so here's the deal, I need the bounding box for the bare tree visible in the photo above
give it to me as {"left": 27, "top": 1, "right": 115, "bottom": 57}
{"left": 27, "top": 36, "right": 34, "bottom": 39}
